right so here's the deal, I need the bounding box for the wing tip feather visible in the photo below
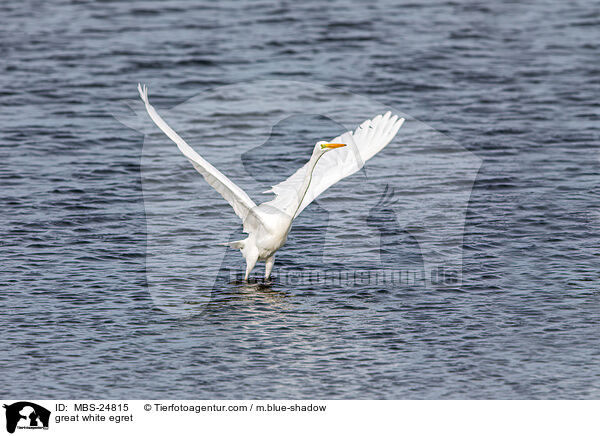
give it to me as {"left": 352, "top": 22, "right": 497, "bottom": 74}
{"left": 137, "top": 83, "right": 149, "bottom": 104}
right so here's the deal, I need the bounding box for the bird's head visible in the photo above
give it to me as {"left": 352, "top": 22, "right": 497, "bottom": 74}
{"left": 315, "top": 141, "right": 347, "bottom": 154}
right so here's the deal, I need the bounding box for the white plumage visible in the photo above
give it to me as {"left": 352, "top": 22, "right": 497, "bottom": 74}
{"left": 264, "top": 111, "right": 404, "bottom": 218}
{"left": 138, "top": 84, "right": 404, "bottom": 280}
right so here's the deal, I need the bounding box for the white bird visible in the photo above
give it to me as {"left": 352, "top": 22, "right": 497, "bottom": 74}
{"left": 138, "top": 84, "right": 404, "bottom": 281}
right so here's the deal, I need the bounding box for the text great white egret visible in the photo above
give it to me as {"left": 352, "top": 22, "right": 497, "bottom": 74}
{"left": 138, "top": 84, "right": 404, "bottom": 280}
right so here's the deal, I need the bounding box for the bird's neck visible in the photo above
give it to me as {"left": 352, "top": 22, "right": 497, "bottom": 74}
{"left": 292, "top": 150, "right": 323, "bottom": 218}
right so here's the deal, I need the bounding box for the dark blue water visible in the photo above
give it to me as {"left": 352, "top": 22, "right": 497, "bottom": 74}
{"left": 1, "top": 0, "right": 599, "bottom": 399}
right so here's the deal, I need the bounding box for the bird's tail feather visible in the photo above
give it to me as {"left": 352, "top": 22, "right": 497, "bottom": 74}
{"left": 219, "top": 240, "right": 245, "bottom": 249}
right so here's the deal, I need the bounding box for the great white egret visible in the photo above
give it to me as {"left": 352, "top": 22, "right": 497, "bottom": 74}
{"left": 138, "top": 84, "right": 404, "bottom": 281}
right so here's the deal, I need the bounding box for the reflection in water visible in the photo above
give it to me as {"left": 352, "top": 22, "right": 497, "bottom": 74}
{"left": 209, "top": 271, "right": 291, "bottom": 310}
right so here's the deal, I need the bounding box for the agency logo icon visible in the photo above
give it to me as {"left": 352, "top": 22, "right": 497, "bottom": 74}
{"left": 3, "top": 402, "right": 50, "bottom": 434}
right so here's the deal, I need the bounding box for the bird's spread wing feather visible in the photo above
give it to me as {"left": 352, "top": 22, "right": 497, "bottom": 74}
{"left": 264, "top": 112, "right": 404, "bottom": 218}
{"left": 138, "top": 84, "right": 258, "bottom": 223}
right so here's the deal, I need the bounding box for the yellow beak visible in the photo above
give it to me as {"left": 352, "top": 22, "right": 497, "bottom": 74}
{"left": 323, "top": 143, "right": 347, "bottom": 149}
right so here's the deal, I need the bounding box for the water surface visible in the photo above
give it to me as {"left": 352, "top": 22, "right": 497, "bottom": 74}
{"left": 1, "top": 0, "right": 599, "bottom": 398}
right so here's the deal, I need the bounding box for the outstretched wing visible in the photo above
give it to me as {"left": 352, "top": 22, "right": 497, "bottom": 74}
{"left": 264, "top": 112, "right": 404, "bottom": 218}
{"left": 138, "top": 84, "right": 258, "bottom": 223}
